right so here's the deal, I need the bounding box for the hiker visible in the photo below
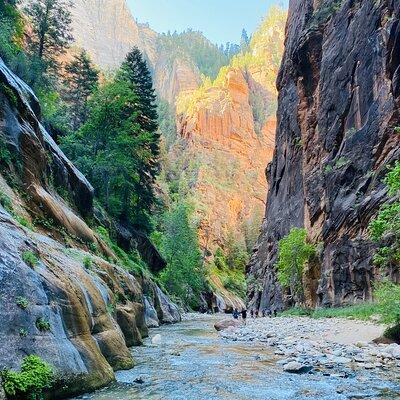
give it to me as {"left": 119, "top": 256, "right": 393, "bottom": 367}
{"left": 262, "top": 309, "right": 266, "bottom": 318}
{"left": 241, "top": 309, "right": 247, "bottom": 325}
{"left": 255, "top": 309, "right": 259, "bottom": 318}
{"left": 267, "top": 309, "right": 272, "bottom": 317}
{"left": 273, "top": 309, "right": 277, "bottom": 317}
{"left": 250, "top": 309, "right": 254, "bottom": 318}
{"left": 233, "top": 308, "right": 239, "bottom": 319}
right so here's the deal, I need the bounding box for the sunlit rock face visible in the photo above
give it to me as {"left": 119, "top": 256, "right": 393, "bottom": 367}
{"left": 0, "top": 57, "right": 180, "bottom": 398}
{"left": 175, "top": 8, "right": 287, "bottom": 253}
{"left": 247, "top": 0, "right": 400, "bottom": 311}
{"left": 177, "top": 68, "right": 275, "bottom": 251}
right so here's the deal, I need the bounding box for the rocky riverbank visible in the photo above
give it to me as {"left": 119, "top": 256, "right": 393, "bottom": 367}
{"left": 219, "top": 316, "right": 400, "bottom": 376}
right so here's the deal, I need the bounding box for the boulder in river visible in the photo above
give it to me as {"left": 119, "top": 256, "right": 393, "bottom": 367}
{"left": 151, "top": 334, "right": 162, "bottom": 345}
{"left": 283, "top": 361, "right": 311, "bottom": 374}
{"left": 214, "top": 319, "right": 241, "bottom": 331}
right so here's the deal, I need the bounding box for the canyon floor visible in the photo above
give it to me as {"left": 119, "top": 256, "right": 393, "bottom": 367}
{"left": 73, "top": 314, "right": 400, "bottom": 400}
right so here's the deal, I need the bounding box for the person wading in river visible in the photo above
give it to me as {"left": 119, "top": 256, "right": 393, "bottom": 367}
{"left": 241, "top": 309, "right": 247, "bottom": 325}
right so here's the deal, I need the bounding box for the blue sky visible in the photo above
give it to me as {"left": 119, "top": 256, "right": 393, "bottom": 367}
{"left": 127, "top": 0, "right": 288, "bottom": 45}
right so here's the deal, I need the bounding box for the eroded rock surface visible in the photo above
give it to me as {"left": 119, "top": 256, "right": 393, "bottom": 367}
{"left": 0, "top": 57, "right": 180, "bottom": 398}
{"left": 247, "top": 0, "right": 400, "bottom": 310}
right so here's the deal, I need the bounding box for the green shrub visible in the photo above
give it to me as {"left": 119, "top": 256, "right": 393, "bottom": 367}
{"left": 1, "top": 355, "right": 53, "bottom": 399}
{"left": 369, "top": 161, "right": 400, "bottom": 270}
{"left": 35, "top": 317, "right": 51, "bottom": 332}
{"left": 19, "top": 328, "right": 28, "bottom": 338}
{"left": 15, "top": 215, "right": 34, "bottom": 231}
{"left": 276, "top": 228, "right": 316, "bottom": 300}
{"left": 0, "top": 191, "right": 13, "bottom": 213}
{"left": 16, "top": 296, "right": 29, "bottom": 310}
{"left": 223, "top": 275, "right": 247, "bottom": 299}
{"left": 83, "top": 256, "right": 92, "bottom": 270}
{"left": 374, "top": 281, "right": 400, "bottom": 325}
{"left": 335, "top": 156, "right": 349, "bottom": 168}
{"left": 21, "top": 251, "right": 39, "bottom": 269}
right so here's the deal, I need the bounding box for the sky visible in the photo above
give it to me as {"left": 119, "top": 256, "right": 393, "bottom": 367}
{"left": 127, "top": 0, "right": 288, "bottom": 46}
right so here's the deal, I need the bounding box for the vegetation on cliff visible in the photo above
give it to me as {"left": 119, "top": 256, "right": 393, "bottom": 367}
{"left": 369, "top": 161, "right": 400, "bottom": 339}
{"left": 276, "top": 228, "right": 316, "bottom": 302}
{"left": 176, "top": 5, "right": 286, "bottom": 116}
{"left": 1, "top": 355, "right": 53, "bottom": 399}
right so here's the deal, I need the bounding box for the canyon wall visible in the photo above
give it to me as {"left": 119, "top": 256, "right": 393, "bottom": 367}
{"left": 247, "top": 0, "right": 400, "bottom": 310}
{"left": 177, "top": 69, "right": 275, "bottom": 251}
{"left": 0, "top": 57, "right": 179, "bottom": 398}
{"left": 176, "top": 7, "right": 286, "bottom": 253}
{"left": 70, "top": 0, "right": 200, "bottom": 102}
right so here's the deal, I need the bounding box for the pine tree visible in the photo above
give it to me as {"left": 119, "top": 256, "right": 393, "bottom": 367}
{"left": 119, "top": 47, "right": 160, "bottom": 224}
{"left": 63, "top": 50, "right": 99, "bottom": 130}
{"left": 24, "top": 0, "right": 73, "bottom": 63}
{"left": 240, "top": 28, "right": 250, "bottom": 50}
{"left": 121, "top": 47, "right": 158, "bottom": 135}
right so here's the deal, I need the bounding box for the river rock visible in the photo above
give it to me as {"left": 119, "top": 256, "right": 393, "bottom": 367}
{"left": 385, "top": 344, "right": 400, "bottom": 359}
{"left": 283, "top": 361, "right": 311, "bottom": 374}
{"left": 214, "top": 319, "right": 240, "bottom": 331}
{"left": 151, "top": 334, "right": 162, "bottom": 345}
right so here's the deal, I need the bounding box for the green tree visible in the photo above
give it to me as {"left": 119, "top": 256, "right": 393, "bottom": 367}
{"left": 63, "top": 50, "right": 99, "bottom": 130}
{"left": 119, "top": 47, "right": 160, "bottom": 223}
{"left": 24, "top": 0, "right": 73, "bottom": 62}
{"left": 276, "top": 228, "right": 316, "bottom": 301}
{"left": 369, "top": 161, "right": 400, "bottom": 271}
{"left": 121, "top": 47, "right": 158, "bottom": 135}
{"left": 0, "top": 0, "right": 24, "bottom": 63}
{"left": 158, "top": 203, "right": 206, "bottom": 308}
{"left": 240, "top": 28, "right": 250, "bottom": 51}
{"left": 62, "top": 76, "right": 154, "bottom": 228}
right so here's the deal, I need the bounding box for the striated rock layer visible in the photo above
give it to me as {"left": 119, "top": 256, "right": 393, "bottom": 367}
{"left": 0, "top": 58, "right": 180, "bottom": 398}
{"left": 247, "top": 0, "right": 400, "bottom": 311}
{"left": 177, "top": 68, "right": 275, "bottom": 251}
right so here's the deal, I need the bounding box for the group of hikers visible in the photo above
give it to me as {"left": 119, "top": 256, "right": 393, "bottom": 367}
{"left": 232, "top": 308, "right": 278, "bottom": 324}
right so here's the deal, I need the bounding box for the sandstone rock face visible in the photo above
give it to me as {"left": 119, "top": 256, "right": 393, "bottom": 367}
{"left": 70, "top": 0, "right": 200, "bottom": 102}
{"left": 154, "top": 57, "right": 201, "bottom": 105}
{"left": 70, "top": 0, "right": 156, "bottom": 68}
{"left": 247, "top": 0, "right": 400, "bottom": 310}
{"left": 0, "top": 57, "right": 180, "bottom": 397}
{"left": 177, "top": 68, "right": 276, "bottom": 251}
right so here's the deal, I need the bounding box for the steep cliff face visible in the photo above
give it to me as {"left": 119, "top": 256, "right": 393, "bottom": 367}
{"left": 0, "top": 58, "right": 180, "bottom": 398}
{"left": 70, "top": 0, "right": 200, "bottom": 102}
{"left": 175, "top": 7, "right": 286, "bottom": 253}
{"left": 247, "top": 0, "right": 400, "bottom": 311}
{"left": 177, "top": 69, "right": 275, "bottom": 250}
{"left": 70, "top": 0, "right": 156, "bottom": 68}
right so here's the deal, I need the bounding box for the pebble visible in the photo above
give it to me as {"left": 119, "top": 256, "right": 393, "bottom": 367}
{"left": 219, "top": 316, "right": 400, "bottom": 376}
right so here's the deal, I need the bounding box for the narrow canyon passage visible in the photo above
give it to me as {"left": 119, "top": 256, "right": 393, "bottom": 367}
{"left": 74, "top": 316, "right": 399, "bottom": 400}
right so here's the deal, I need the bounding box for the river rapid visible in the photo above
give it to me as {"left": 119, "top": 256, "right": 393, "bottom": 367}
{"left": 74, "top": 315, "right": 400, "bottom": 400}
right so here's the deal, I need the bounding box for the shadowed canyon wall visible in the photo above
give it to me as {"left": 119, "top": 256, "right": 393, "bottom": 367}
{"left": 247, "top": 0, "right": 400, "bottom": 311}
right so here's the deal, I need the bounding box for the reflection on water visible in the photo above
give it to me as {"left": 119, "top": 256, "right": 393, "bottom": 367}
{"left": 74, "top": 315, "right": 400, "bottom": 400}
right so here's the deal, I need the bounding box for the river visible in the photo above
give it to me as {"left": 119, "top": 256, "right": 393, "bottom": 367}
{"left": 74, "top": 315, "right": 400, "bottom": 400}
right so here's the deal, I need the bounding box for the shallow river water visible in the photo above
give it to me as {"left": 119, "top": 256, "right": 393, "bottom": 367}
{"left": 75, "top": 315, "right": 400, "bottom": 400}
